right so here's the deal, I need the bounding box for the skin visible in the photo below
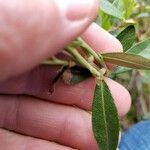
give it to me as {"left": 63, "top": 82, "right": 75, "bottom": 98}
{"left": 0, "top": 0, "right": 131, "bottom": 150}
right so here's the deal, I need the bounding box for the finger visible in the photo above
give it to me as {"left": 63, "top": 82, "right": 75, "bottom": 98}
{"left": 0, "top": 65, "right": 131, "bottom": 116}
{"left": 104, "top": 78, "right": 131, "bottom": 117}
{"left": 82, "top": 23, "right": 123, "bottom": 53}
{"left": 81, "top": 23, "right": 123, "bottom": 68}
{"left": 0, "top": 128, "right": 75, "bottom": 150}
{"left": 0, "top": 96, "right": 99, "bottom": 150}
{"left": 0, "top": 0, "right": 99, "bottom": 82}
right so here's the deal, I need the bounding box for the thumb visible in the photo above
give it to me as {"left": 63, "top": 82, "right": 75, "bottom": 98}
{"left": 0, "top": 0, "right": 99, "bottom": 82}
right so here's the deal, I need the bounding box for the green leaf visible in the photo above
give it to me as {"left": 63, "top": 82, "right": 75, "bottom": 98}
{"left": 113, "top": 0, "right": 122, "bottom": 7}
{"left": 126, "top": 38, "right": 150, "bottom": 58}
{"left": 113, "top": 0, "right": 135, "bottom": 19}
{"left": 99, "top": 11, "right": 113, "bottom": 30}
{"left": 122, "top": 0, "right": 136, "bottom": 19}
{"left": 92, "top": 80, "right": 119, "bottom": 150}
{"left": 113, "top": 0, "right": 124, "bottom": 13}
{"left": 112, "top": 38, "right": 150, "bottom": 75}
{"left": 102, "top": 52, "right": 150, "bottom": 69}
{"left": 100, "top": 0, "right": 124, "bottom": 20}
{"left": 117, "top": 25, "right": 136, "bottom": 51}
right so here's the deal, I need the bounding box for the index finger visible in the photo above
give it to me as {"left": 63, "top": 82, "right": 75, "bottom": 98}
{"left": 82, "top": 23, "right": 123, "bottom": 53}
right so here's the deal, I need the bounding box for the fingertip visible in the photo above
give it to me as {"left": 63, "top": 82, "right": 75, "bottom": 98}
{"left": 81, "top": 23, "right": 123, "bottom": 69}
{"left": 82, "top": 23, "right": 123, "bottom": 53}
{"left": 105, "top": 78, "right": 131, "bottom": 117}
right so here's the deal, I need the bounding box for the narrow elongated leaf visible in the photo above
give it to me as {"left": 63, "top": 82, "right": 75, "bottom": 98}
{"left": 117, "top": 25, "right": 136, "bottom": 51}
{"left": 126, "top": 38, "right": 150, "bottom": 57}
{"left": 100, "top": 0, "right": 124, "bottom": 20}
{"left": 102, "top": 52, "right": 150, "bottom": 69}
{"left": 92, "top": 80, "right": 119, "bottom": 150}
{"left": 111, "top": 38, "right": 150, "bottom": 76}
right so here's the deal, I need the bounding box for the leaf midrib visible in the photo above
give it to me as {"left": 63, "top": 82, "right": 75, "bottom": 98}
{"left": 101, "top": 82, "right": 109, "bottom": 150}
{"left": 104, "top": 56, "right": 150, "bottom": 69}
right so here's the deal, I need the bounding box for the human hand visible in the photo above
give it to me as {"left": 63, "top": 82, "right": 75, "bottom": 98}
{"left": 0, "top": 0, "right": 131, "bottom": 150}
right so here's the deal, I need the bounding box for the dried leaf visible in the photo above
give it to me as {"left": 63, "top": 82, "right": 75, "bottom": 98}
{"left": 62, "top": 66, "right": 91, "bottom": 85}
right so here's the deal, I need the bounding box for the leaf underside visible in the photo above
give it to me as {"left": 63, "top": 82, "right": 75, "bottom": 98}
{"left": 112, "top": 38, "right": 150, "bottom": 76}
{"left": 102, "top": 52, "right": 150, "bottom": 70}
{"left": 92, "top": 80, "right": 119, "bottom": 150}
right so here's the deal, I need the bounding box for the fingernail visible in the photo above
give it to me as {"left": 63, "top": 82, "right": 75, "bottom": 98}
{"left": 55, "top": 0, "right": 94, "bottom": 21}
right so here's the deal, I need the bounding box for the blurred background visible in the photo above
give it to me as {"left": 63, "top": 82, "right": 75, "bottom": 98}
{"left": 98, "top": 0, "right": 150, "bottom": 130}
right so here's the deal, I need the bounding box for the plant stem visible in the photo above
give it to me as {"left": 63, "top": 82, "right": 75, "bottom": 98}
{"left": 43, "top": 57, "right": 69, "bottom": 66}
{"left": 66, "top": 46, "right": 104, "bottom": 78}
{"left": 77, "top": 38, "right": 108, "bottom": 69}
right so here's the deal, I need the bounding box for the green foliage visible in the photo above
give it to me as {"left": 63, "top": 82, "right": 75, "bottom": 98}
{"left": 92, "top": 80, "right": 119, "bottom": 150}
{"left": 99, "top": 0, "right": 136, "bottom": 30}
{"left": 127, "top": 38, "right": 150, "bottom": 58}
{"left": 100, "top": 0, "right": 150, "bottom": 134}
{"left": 117, "top": 25, "right": 136, "bottom": 51}
{"left": 91, "top": 0, "right": 149, "bottom": 149}
{"left": 100, "top": 0, "right": 124, "bottom": 20}
{"left": 94, "top": 1, "right": 150, "bottom": 149}
{"left": 113, "top": 0, "right": 136, "bottom": 19}
{"left": 112, "top": 38, "right": 150, "bottom": 76}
